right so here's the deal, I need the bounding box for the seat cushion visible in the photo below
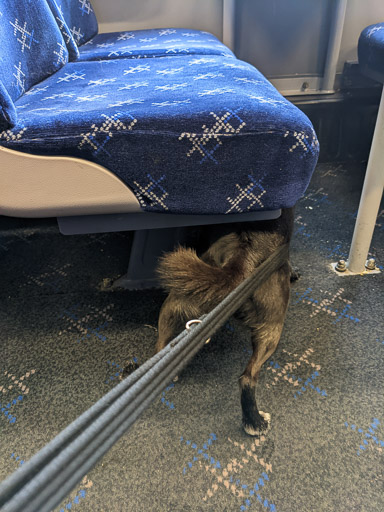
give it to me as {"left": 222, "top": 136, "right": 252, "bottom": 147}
{"left": 76, "top": 28, "right": 235, "bottom": 61}
{"left": 0, "top": 56, "right": 319, "bottom": 215}
{"left": 358, "top": 23, "right": 384, "bottom": 83}
{"left": 49, "top": 0, "right": 234, "bottom": 62}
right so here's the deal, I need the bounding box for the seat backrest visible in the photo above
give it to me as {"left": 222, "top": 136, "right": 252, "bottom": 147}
{"left": 358, "top": 23, "right": 384, "bottom": 83}
{"left": 45, "top": 0, "right": 80, "bottom": 61}
{"left": 0, "top": 0, "right": 69, "bottom": 129}
{"left": 51, "top": 0, "right": 98, "bottom": 47}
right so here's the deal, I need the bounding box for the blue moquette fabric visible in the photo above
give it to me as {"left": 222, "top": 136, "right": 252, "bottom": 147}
{"left": 0, "top": 55, "right": 319, "bottom": 215}
{"left": 51, "top": 0, "right": 98, "bottom": 47}
{"left": 0, "top": 0, "right": 68, "bottom": 128}
{"left": 46, "top": 0, "right": 80, "bottom": 61}
{"left": 0, "top": 81, "right": 17, "bottom": 130}
{"left": 358, "top": 23, "right": 384, "bottom": 83}
{"left": 50, "top": 0, "right": 233, "bottom": 62}
{"left": 75, "top": 28, "right": 235, "bottom": 61}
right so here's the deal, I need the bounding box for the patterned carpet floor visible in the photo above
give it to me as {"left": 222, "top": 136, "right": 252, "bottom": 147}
{"left": 0, "top": 161, "right": 383, "bottom": 511}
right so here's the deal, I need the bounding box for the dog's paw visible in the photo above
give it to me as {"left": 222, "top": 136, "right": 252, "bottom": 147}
{"left": 119, "top": 359, "right": 140, "bottom": 381}
{"left": 243, "top": 411, "right": 271, "bottom": 437}
{"left": 290, "top": 268, "right": 301, "bottom": 283}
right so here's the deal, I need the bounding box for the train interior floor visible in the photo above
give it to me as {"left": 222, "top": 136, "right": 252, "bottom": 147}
{"left": 0, "top": 160, "right": 383, "bottom": 511}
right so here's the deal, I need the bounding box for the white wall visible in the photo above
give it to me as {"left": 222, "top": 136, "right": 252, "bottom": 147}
{"left": 92, "top": 0, "right": 384, "bottom": 79}
{"left": 92, "top": 0, "right": 223, "bottom": 39}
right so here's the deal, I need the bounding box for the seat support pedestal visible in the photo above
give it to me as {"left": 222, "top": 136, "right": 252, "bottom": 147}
{"left": 113, "top": 227, "right": 188, "bottom": 290}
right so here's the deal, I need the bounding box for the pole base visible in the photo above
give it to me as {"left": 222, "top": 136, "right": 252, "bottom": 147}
{"left": 330, "top": 261, "right": 381, "bottom": 276}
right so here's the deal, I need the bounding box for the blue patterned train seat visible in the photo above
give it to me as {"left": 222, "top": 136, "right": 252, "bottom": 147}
{"left": 0, "top": 0, "right": 69, "bottom": 130}
{"left": 0, "top": 0, "right": 319, "bottom": 216}
{"left": 46, "top": 0, "right": 235, "bottom": 62}
{"left": 358, "top": 23, "right": 384, "bottom": 83}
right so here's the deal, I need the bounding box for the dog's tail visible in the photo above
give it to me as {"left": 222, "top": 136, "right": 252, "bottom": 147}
{"left": 157, "top": 246, "right": 247, "bottom": 305}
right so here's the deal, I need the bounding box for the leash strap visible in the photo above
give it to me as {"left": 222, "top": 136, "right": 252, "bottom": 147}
{"left": 0, "top": 243, "right": 289, "bottom": 512}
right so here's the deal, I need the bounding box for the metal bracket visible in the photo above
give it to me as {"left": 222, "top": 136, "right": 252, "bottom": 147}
{"left": 330, "top": 260, "right": 381, "bottom": 276}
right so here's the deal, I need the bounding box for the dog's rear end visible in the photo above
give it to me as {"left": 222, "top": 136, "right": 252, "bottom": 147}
{"left": 156, "top": 208, "right": 294, "bottom": 436}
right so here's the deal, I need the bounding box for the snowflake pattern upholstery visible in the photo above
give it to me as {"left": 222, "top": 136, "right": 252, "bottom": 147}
{"left": 47, "top": 0, "right": 234, "bottom": 62}
{"left": 0, "top": 51, "right": 319, "bottom": 214}
{"left": 48, "top": 0, "right": 98, "bottom": 47}
{"left": 46, "top": 0, "right": 80, "bottom": 61}
{"left": 74, "top": 28, "right": 235, "bottom": 62}
{"left": 0, "top": 81, "right": 17, "bottom": 131}
{"left": 358, "top": 23, "right": 384, "bottom": 83}
{"left": 0, "top": 0, "right": 68, "bottom": 128}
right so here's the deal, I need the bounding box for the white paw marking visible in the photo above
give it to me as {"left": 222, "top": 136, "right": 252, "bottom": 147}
{"left": 243, "top": 411, "right": 271, "bottom": 437}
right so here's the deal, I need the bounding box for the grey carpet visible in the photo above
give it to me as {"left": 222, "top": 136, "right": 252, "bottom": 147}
{"left": 0, "top": 161, "right": 383, "bottom": 512}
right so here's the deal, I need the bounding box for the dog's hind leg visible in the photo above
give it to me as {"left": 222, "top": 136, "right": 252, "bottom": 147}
{"left": 239, "top": 266, "right": 290, "bottom": 436}
{"left": 239, "top": 323, "right": 284, "bottom": 436}
{"left": 155, "top": 292, "right": 202, "bottom": 353}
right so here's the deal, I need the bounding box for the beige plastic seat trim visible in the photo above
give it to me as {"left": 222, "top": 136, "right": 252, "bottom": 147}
{"left": 0, "top": 146, "right": 143, "bottom": 218}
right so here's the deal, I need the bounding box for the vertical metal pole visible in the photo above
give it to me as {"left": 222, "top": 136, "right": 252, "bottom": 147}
{"left": 347, "top": 87, "right": 384, "bottom": 273}
{"left": 223, "top": 0, "right": 236, "bottom": 51}
{"left": 321, "top": 0, "right": 348, "bottom": 93}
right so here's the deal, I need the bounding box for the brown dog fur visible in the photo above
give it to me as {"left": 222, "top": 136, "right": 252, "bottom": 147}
{"left": 155, "top": 207, "right": 294, "bottom": 436}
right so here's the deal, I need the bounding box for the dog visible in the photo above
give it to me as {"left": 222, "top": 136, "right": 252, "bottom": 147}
{"left": 155, "top": 207, "right": 295, "bottom": 436}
